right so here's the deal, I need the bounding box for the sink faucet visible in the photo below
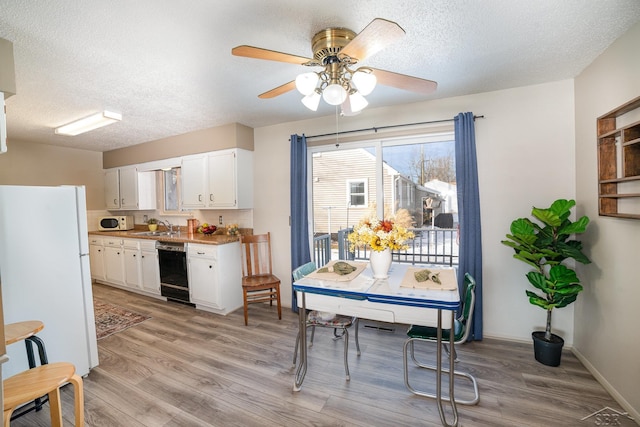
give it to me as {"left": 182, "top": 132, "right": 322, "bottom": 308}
{"left": 158, "top": 220, "right": 174, "bottom": 233}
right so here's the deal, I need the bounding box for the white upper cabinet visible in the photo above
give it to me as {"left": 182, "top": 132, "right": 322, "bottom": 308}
{"left": 104, "top": 169, "right": 120, "bottom": 210}
{"left": 119, "top": 166, "right": 138, "bottom": 209}
{"left": 208, "top": 150, "right": 236, "bottom": 208}
{"left": 182, "top": 148, "right": 253, "bottom": 210}
{"left": 181, "top": 155, "right": 207, "bottom": 208}
{"left": 104, "top": 166, "right": 156, "bottom": 210}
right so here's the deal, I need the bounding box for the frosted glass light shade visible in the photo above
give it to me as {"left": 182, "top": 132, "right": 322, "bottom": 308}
{"left": 301, "top": 91, "right": 321, "bottom": 111}
{"left": 55, "top": 111, "right": 122, "bottom": 136}
{"left": 295, "top": 72, "right": 319, "bottom": 96}
{"left": 322, "top": 83, "right": 347, "bottom": 105}
{"left": 348, "top": 92, "right": 368, "bottom": 113}
{"left": 352, "top": 70, "right": 377, "bottom": 96}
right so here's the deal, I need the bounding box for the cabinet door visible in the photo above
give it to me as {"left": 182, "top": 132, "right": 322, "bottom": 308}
{"left": 207, "top": 151, "right": 236, "bottom": 208}
{"left": 189, "top": 255, "right": 220, "bottom": 308}
{"left": 104, "top": 246, "right": 125, "bottom": 285}
{"left": 140, "top": 250, "right": 160, "bottom": 294}
{"left": 119, "top": 166, "right": 138, "bottom": 209}
{"left": 181, "top": 155, "right": 207, "bottom": 208}
{"left": 124, "top": 248, "right": 141, "bottom": 289}
{"left": 104, "top": 169, "right": 120, "bottom": 209}
{"left": 89, "top": 244, "right": 105, "bottom": 280}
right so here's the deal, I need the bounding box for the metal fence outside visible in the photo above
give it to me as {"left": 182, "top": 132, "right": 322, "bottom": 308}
{"left": 313, "top": 227, "right": 459, "bottom": 267}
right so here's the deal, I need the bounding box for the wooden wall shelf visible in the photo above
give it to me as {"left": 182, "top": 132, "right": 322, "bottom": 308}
{"left": 597, "top": 96, "right": 640, "bottom": 219}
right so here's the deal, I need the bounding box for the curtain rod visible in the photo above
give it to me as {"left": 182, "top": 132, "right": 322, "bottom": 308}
{"left": 303, "top": 115, "right": 484, "bottom": 140}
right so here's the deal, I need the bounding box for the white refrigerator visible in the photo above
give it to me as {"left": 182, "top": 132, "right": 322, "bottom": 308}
{"left": 0, "top": 185, "right": 99, "bottom": 378}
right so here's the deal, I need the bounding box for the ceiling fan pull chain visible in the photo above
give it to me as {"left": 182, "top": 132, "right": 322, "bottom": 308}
{"left": 335, "top": 106, "right": 340, "bottom": 147}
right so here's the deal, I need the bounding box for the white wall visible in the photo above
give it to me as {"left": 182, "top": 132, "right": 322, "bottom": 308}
{"left": 253, "top": 78, "right": 576, "bottom": 343}
{"left": 574, "top": 22, "right": 640, "bottom": 419}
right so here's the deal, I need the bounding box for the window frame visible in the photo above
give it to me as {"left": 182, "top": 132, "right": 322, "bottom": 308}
{"left": 308, "top": 130, "right": 455, "bottom": 225}
{"left": 156, "top": 167, "right": 191, "bottom": 217}
{"left": 346, "top": 178, "right": 368, "bottom": 208}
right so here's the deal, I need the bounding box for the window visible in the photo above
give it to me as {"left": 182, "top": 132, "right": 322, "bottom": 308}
{"left": 347, "top": 179, "right": 368, "bottom": 207}
{"left": 159, "top": 167, "right": 185, "bottom": 214}
{"left": 309, "top": 131, "right": 457, "bottom": 262}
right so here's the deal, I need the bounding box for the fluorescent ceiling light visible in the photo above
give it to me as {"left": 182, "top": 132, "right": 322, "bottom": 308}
{"left": 55, "top": 111, "right": 122, "bottom": 136}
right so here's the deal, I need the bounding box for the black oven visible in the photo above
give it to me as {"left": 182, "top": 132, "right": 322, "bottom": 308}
{"left": 156, "top": 241, "right": 193, "bottom": 306}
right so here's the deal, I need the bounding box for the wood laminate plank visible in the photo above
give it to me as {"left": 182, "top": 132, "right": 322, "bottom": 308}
{"left": 8, "top": 283, "right": 626, "bottom": 426}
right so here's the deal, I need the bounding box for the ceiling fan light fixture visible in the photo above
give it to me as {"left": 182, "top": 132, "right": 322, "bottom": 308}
{"left": 54, "top": 110, "right": 121, "bottom": 136}
{"left": 322, "top": 83, "right": 347, "bottom": 106}
{"left": 352, "top": 69, "right": 377, "bottom": 96}
{"left": 295, "top": 72, "right": 319, "bottom": 96}
{"left": 348, "top": 91, "right": 368, "bottom": 113}
{"left": 301, "top": 91, "right": 321, "bottom": 111}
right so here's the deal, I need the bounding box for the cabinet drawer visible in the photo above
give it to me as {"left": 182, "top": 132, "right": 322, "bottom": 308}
{"left": 104, "top": 239, "right": 123, "bottom": 247}
{"left": 89, "top": 237, "right": 103, "bottom": 245}
{"left": 122, "top": 238, "right": 140, "bottom": 249}
{"left": 188, "top": 243, "right": 217, "bottom": 258}
{"left": 140, "top": 240, "right": 157, "bottom": 251}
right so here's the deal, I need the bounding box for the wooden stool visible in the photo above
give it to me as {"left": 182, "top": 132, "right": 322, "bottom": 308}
{"left": 4, "top": 320, "right": 49, "bottom": 417}
{"left": 3, "top": 362, "right": 84, "bottom": 427}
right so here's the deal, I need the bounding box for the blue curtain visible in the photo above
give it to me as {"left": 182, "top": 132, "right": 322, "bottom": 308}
{"left": 290, "top": 134, "right": 312, "bottom": 312}
{"left": 454, "top": 112, "right": 483, "bottom": 340}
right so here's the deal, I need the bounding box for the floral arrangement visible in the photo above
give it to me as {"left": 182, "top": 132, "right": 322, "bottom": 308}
{"left": 226, "top": 223, "right": 239, "bottom": 236}
{"left": 348, "top": 214, "right": 414, "bottom": 252}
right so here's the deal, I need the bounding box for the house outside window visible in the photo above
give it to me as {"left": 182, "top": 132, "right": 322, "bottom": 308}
{"left": 309, "top": 131, "right": 458, "bottom": 265}
{"left": 347, "top": 179, "right": 368, "bottom": 207}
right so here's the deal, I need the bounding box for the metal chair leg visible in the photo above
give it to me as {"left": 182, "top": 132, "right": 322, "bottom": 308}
{"left": 343, "top": 328, "right": 350, "bottom": 381}
{"left": 403, "top": 338, "right": 479, "bottom": 405}
{"left": 354, "top": 318, "right": 361, "bottom": 356}
{"left": 293, "top": 317, "right": 359, "bottom": 382}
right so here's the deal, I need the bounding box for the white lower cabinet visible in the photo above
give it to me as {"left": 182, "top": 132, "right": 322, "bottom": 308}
{"left": 89, "top": 236, "right": 105, "bottom": 281}
{"left": 92, "top": 235, "right": 239, "bottom": 308}
{"left": 187, "top": 242, "right": 242, "bottom": 314}
{"left": 140, "top": 241, "right": 160, "bottom": 295}
{"left": 123, "top": 239, "right": 141, "bottom": 290}
{"left": 96, "top": 237, "right": 161, "bottom": 297}
{"left": 103, "top": 239, "right": 125, "bottom": 285}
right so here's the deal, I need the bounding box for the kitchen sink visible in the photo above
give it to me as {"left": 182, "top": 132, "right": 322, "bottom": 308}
{"left": 131, "top": 231, "right": 180, "bottom": 237}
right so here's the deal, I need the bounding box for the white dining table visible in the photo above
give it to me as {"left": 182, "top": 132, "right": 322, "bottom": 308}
{"left": 293, "top": 262, "right": 462, "bottom": 426}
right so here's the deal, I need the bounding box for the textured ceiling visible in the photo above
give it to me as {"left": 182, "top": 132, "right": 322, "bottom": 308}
{"left": 1, "top": 1, "right": 640, "bottom": 152}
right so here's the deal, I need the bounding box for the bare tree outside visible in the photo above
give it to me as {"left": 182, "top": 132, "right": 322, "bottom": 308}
{"left": 405, "top": 144, "right": 456, "bottom": 185}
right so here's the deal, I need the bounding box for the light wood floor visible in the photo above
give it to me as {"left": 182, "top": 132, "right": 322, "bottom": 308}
{"left": 9, "top": 283, "right": 626, "bottom": 427}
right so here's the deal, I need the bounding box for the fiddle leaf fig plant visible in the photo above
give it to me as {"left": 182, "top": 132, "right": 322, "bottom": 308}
{"left": 501, "top": 199, "right": 591, "bottom": 341}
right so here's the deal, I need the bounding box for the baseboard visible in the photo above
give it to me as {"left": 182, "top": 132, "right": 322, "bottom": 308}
{"left": 572, "top": 347, "right": 639, "bottom": 423}
{"left": 482, "top": 332, "right": 574, "bottom": 349}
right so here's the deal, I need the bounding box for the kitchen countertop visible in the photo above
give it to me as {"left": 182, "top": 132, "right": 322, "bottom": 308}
{"left": 88, "top": 227, "right": 248, "bottom": 245}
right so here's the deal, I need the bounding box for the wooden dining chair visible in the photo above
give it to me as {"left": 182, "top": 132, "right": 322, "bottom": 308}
{"left": 239, "top": 232, "right": 282, "bottom": 325}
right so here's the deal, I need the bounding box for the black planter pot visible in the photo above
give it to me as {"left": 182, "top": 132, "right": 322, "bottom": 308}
{"left": 532, "top": 331, "right": 564, "bottom": 367}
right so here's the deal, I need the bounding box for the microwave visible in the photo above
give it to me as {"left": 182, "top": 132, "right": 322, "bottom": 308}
{"left": 98, "top": 215, "right": 134, "bottom": 231}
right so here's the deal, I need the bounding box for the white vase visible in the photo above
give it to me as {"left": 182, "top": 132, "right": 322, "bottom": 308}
{"left": 370, "top": 248, "right": 392, "bottom": 279}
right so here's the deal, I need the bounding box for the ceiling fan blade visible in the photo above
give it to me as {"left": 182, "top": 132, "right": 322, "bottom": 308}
{"left": 258, "top": 81, "right": 296, "bottom": 99}
{"left": 232, "top": 45, "right": 312, "bottom": 65}
{"left": 371, "top": 68, "right": 437, "bottom": 95}
{"left": 340, "top": 18, "right": 405, "bottom": 62}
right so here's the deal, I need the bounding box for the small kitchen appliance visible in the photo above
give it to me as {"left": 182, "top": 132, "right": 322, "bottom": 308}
{"left": 98, "top": 215, "right": 134, "bottom": 231}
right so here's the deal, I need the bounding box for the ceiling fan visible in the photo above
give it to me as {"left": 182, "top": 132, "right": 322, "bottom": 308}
{"left": 231, "top": 18, "right": 437, "bottom": 114}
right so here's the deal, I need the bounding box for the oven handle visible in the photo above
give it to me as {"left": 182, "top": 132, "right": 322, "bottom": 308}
{"left": 160, "top": 283, "right": 188, "bottom": 290}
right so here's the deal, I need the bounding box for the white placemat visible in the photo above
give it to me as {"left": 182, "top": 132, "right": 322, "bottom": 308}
{"left": 305, "top": 261, "right": 368, "bottom": 282}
